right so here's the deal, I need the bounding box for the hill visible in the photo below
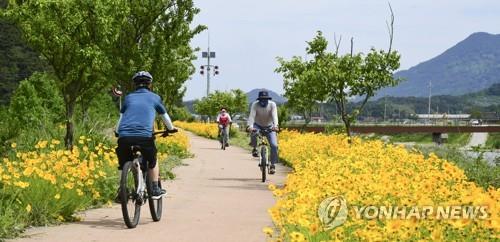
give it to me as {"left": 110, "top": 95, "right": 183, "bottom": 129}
{"left": 355, "top": 83, "right": 500, "bottom": 119}
{"left": 245, "top": 89, "right": 286, "bottom": 104}
{"left": 0, "top": 1, "right": 48, "bottom": 105}
{"left": 377, "top": 32, "right": 500, "bottom": 98}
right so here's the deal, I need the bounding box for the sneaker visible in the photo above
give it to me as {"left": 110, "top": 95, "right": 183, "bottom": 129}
{"left": 151, "top": 187, "right": 166, "bottom": 199}
{"left": 269, "top": 165, "right": 276, "bottom": 175}
{"left": 252, "top": 148, "right": 258, "bottom": 157}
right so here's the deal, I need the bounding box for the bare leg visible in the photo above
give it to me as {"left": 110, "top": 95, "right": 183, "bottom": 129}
{"left": 148, "top": 164, "right": 159, "bottom": 181}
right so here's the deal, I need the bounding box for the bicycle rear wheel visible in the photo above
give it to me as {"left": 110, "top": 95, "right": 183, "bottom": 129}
{"left": 147, "top": 176, "right": 163, "bottom": 221}
{"left": 260, "top": 146, "right": 267, "bottom": 182}
{"left": 120, "top": 161, "right": 141, "bottom": 228}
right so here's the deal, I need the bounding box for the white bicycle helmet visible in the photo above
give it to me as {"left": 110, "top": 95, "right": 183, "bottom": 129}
{"left": 132, "top": 71, "right": 153, "bottom": 84}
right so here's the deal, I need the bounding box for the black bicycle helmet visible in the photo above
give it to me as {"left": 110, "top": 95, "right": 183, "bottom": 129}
{"left": 132, "top": 71, "right": 153, "bottom": 84}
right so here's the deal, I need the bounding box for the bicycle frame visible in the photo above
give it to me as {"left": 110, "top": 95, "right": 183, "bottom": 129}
{"left": 219, "top": 124, "right": 230, "bottom": 150}
{"left": 256, "top": 128, "right": 273, "bottom": 182}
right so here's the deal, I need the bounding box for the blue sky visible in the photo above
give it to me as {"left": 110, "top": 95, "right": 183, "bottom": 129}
{"left": 184, "top": 0, "right": 500, "bottom": 100}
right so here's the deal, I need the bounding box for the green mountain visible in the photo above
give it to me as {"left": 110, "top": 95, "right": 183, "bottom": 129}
{"left": 246, "top": 89, "right": 286, "bottom": 104}
{"left": 0, "top": 3, "right": 48, "bottom": 105}
{"left": 359, "top": 83, "right": 500, "bottom": 119}
{"left": 377, "top": 32, "right": 500, "bottom": 98}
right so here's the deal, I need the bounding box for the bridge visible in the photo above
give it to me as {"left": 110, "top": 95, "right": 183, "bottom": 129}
{"left": 283, "top": 125, "right": 500, "bottom": 143}
{"left": 284, "top": 125, "right": 500, "bottom": 133}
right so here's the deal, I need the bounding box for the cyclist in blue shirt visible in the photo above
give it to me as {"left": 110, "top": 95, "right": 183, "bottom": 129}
{"left": 115, "top": 71, "right": 177, "bottom": 199}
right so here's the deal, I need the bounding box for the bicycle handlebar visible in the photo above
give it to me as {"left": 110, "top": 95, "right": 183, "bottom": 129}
{"left": 153, "top": 129, "right": 178, "bottom": 137}
{"left": 255, "top": 127, "right": 280, "bottom": 134}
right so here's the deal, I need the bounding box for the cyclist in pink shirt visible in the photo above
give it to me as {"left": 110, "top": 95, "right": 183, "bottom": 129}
{"left": 216, "top": 107, "right": 232, "bottom": 147}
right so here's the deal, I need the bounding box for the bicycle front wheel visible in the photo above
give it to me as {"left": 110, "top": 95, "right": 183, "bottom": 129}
{"left": 147, "top": 176, "right": 163, "bottom": 221}
{"left": 220, "top": 130, "right": 226, "bottom": 150}
{"left": 260, "top": 146, "right": 267, "bottom": 182}
{"left": 120, "top": 161, "right": 141, "bottom": 228}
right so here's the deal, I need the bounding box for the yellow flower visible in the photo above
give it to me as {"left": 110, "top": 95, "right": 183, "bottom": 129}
{"left": 11, "top": 143, "right": 17, "bottom": 148}
{"left": 247, "top": 129, "right": 500, "bottom": 241}
{"left": 268, "top": 184, "right": 277, "bottom": 191}
{"left": 54, "top": 194, "right": 61, "bottom": 200}
{"left": 26, "top": 204, "right": 32, "bottom": 213}
{"left": 64, "top": 182, "right": 75, "bottom": 189}
{"left": 13, "top": 181, "right": 30, "bottom": 188}
{"left": 262, "top": 227, "right": 274, "bottom": 237}
{"left": 289, "top": 231, "right": 306, "bottom": 242}
{"left": 76, "top": 189, "right": 84, "bottom": 196}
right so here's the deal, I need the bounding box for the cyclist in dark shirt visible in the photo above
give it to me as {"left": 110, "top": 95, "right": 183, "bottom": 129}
{"left": 115, "top": 71, "right": 177, "bottom": 198}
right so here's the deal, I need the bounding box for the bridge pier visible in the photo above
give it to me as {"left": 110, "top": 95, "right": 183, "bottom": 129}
{"left": 432, "top": 132, "right": 448, "bottom": 145}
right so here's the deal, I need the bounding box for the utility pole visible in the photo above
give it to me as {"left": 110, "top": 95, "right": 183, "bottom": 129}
{"left": 428, "top": 80, "right": 432, "bottom": 123}
{"left": 199, "top": 32, "right": 219, "bottom": 97}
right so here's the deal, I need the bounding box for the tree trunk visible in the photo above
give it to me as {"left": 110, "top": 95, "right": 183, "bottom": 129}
{"left": 64, "top": 101, "right": 75, "bottom": 150}
{"left": 336, "top": 100, "right": 352, "bottom": 139}
{"left": 344, "top": 120, "right": 351, "bottom": 138}
{"left": 340, "top": 111, "right": 352, "bottom": 142}
{"left": 301, "top": 109, "right": 311, "bottom": 133}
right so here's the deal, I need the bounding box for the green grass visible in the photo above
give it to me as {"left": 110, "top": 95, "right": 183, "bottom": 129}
{"left": 446, "top": 133, "right": 471, "bottom": 146}
{"left": 159, "top": 155, "right": 187, "bottom": 180}
{"left": 228, "top": 130, "right": 253, "bottom": 151}
{"left": 485, "top": 133, "right": 500, "bottom": 149}
{"left": 389, "top": 133, "right": 433, "bottom": 143}
{"left": 379, "top": 133, "right": 470, "bottom": 146}
{"left": 415, "top": 145, "right": 499, "bottom": 189}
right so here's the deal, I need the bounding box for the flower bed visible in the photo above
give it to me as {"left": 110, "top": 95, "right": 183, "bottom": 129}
{"left": 266, "top": 130, "right": 499, "bottom": 241}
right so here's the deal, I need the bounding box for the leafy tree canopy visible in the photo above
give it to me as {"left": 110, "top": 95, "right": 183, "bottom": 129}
{"left": 194, "top": 89, "right": 249, "bottom": 118}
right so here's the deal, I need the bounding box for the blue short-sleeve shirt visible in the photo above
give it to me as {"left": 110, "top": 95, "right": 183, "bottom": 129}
{"left": 118, "top": 88, "right": 167, "bottom": 137}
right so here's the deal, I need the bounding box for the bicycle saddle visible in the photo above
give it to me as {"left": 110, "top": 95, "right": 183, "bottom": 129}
{"left": 131, "top": 145, "right": 142, "bottom": 153}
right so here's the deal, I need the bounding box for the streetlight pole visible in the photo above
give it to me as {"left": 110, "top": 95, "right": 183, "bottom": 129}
{"left": 200, "top": 32, "right": 219, "bottom": 97}
{"left": 428, "top": 80, "right": 432, "bottom": 123}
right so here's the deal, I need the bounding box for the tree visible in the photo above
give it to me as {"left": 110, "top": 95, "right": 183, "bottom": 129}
{"left": 3, "top": 0, "right": 204, "bottom": 148}
{"left": 3, "top": 0, "right": 125, "bottom": 148}
{"left": 148, "top": 1, "right": 205, "bottom": 108}
{"left": 277, "top": 104, "right": 290, "bottom": 127}
{"left": 276, "top": 7, "right": 400, "bottom": 137}
{"left": 194, "top": 89, "right": 249, "bottom": 118}
{"left": 276, "top": 43, "right": 327, "bottom": 128}
{"left": 230, "top": 89, "right": 249, "bottom": 115}
{"left": 9, "top": 72, "right": 64, "bottom": 125}
{"left": 106, "top": 0, "right": 205, "bottom": 108}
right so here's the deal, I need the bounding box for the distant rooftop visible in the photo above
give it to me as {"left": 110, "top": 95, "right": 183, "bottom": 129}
{"left": 416, "top": 114, "right": 470, "bottom": 119}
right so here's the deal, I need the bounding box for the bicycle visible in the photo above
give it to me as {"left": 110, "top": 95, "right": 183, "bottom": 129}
{"left": 255, "top": 127, "right": 276, "bottom": 182}
{"left": 119, "top": 129, "right": 177, "bottom": 228}
{"left": 218, "top": 124, "right": 230, "bottom": 150}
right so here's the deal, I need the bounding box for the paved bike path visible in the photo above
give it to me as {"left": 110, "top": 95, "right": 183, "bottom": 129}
{"left": 11, "top": 133, "right": 288, "bottom": 242}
